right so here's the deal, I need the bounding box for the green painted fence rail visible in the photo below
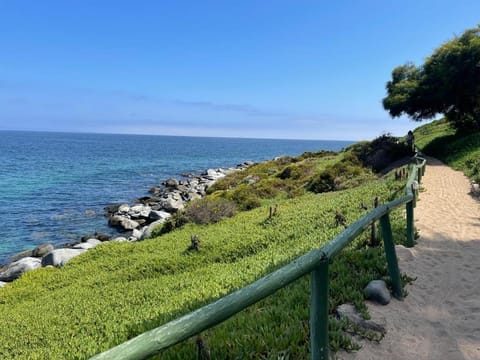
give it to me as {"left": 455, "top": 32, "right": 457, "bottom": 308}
{"left": 90, "top": 156, "right": 426, "bottom": 360}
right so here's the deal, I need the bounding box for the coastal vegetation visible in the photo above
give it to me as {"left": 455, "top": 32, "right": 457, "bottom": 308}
{"left": 1, "top": 119, "right": 476, "bottom": 359}
{"left": 0, "top": 137, "right": 413, "bottom": 359}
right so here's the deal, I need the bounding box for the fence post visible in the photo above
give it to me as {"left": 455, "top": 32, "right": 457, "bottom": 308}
{"left": 370, "top": 197, "right": 379, "bottom": 246}
{"left": 417, "top": 167, "right": 422, "bottom": 184}
{"left": 310, "top": 259, "right": 329, "bottom": 360}
{"left": 379, "top": 214, "right": 403, "bottom": 300}
{"left": 406, "top": 201, "right": 414, "bottom": 248}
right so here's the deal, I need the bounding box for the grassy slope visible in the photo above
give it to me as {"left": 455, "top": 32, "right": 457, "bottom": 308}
{"left": 0, "top": 148, "right": 408, "bottom": 359}
{"left": 414, "top": 118, "right": 480, "bottom": 182}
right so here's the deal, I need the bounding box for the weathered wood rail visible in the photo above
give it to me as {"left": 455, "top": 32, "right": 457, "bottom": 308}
{"left": 90, "top": 156, "right": 426, "bottom": 360}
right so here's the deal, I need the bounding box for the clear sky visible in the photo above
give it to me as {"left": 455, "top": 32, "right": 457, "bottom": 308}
{"left": 0, "top": 1, "right": 479, "bottom": 140}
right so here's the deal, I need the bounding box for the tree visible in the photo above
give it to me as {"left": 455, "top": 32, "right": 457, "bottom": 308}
{"left": 383, "top": 25, "right": 480, "bottom": 131}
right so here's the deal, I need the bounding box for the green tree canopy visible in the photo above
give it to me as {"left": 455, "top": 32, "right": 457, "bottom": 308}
{"left": 383, "top": 25, "right": 480, "bottom": 131}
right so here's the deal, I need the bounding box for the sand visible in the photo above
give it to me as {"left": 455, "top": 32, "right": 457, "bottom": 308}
{"left": 338, "top": 156, "right": 480, "bottom": 360}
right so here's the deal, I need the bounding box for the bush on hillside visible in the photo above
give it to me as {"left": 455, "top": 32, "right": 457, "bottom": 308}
{"left": 184, "top": 198, "right": 237, "bottom": 225}
{"left": 228, "top": 185, "right": 262, "bottom": 210}
{"left": 277, "top": 162, "right": 313, "bottom": 180}
{"left": 253, "top": 178, "right": 282, "bottom": 198}
{"left": 307, "top": 153, "right": 374, "bottom": 193}
{"left": 352, "top": 134, "right": 411, "bottom": 172}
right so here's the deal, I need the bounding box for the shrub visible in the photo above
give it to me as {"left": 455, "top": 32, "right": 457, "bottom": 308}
{"left": 307, "top": 170, "right": 336, "bottom": 193}
{"left": 228, "top": 185, "right": 261, "bottom": 210}
{"left": 253, "top": 179, "right": 282, "bottom": 199}
{"left": 306, "top": 153, "right": 375, "bottom": 194}
{"left": 352, "top": 134, "right": 411, "bottom": 172}
{"left": 184, "top": 198, "right": 237, "bottom": 225}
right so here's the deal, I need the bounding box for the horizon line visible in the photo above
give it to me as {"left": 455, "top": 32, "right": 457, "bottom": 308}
{"left": 0, "top": 128, "right": 358, "bottom": 143}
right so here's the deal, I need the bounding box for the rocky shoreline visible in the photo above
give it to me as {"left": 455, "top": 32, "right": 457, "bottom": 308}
{"left": 0, "top": 161, "right": 253, "bottom": 288}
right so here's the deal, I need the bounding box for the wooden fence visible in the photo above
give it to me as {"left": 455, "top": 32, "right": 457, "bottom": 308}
{"left": 90, "top": 156, "right": 426, "bottom": 360}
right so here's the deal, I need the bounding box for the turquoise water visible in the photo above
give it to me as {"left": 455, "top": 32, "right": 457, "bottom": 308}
{"left": 0, "top": 131, "right": 352, "bottom": 264}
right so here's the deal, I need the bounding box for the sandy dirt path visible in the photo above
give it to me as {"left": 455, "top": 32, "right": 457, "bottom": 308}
{"left": 339, "top": 156, "right": 480, "bottom": 360}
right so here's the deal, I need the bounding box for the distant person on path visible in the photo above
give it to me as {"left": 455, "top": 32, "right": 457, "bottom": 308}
{"left": 406, "top": 130, "right": 415, "bottom": 155}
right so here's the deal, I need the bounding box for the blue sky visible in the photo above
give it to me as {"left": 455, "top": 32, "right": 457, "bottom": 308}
{"left": 1, "top": 1, "right": 479, "bottom": 140}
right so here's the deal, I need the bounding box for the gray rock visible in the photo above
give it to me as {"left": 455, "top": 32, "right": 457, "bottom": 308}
{"left": 148, "top": 210, "right": 171, "bottom": 221}
{"left": 108, "top": 215, "right": 124, "bottom": 227}
{"left": 185, "top": 191, "right": 202, "bottom": 201}
{"left": 73, "top": 238, "right": 102, "bottom": 250}
{"left": 159, "top": 197, "right": 184, "bottom": 212}
{"left": 108, "top": 215, "right": 140, "bottom": 230}
{"left": 129, "top": 204, "right": 151, "bottom": 219}
{"left": 336, "top": 304, "right": 387, "bottom": 334}
{"left": 141, "top": 220, "right": 165, "bottom": 239}
{"left": 149, "top": 187, "right": 162, "bottom": 195}
{"left": 86, "top": 238, "right": 102, "bottom": 246}
{"left": 131, "top": 228, "right": 144, "bottom": 240}
{"left": 471, "top": 182, "right": 479, "bottom": 195}
{"left": 117, "top": 204, "right": 130, "bottom": 214}
{"left": 32, "top": 243, "right": 54, "bottom": 257}
{"left": 111, "top": 237, "right": 128, "bottom": 242}
{"left": 94, "top": 233, "right": 111, "bottom": 242}
{"left": 165, "top": 178, "right": 179, "bottom": 189}
{"left": 73, "top": 242, "right": 96, "bottom": 250}
{"left": 10, "top": 249, "right": 34, "bottom": 262}
{"left": 0, "top": 257, "right": 42, "bottom": 282}
{"left": 41, "top": 249, "right": 85, "bottom": 268}
{"left": 0, "top": 281, "right": 7, "bottom": 288}
{"left": 104, "top": 203, "right": 122, "bottom": 214}
{"left": 364, "top": 280, "right": 391, "bottom": 305}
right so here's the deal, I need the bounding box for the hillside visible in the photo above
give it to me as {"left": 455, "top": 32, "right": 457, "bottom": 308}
{"left": 414, "top": 118, "right": 480, "bottom": 183}
{"left": 0, "top": 136, "right": 415, "bottom": 359}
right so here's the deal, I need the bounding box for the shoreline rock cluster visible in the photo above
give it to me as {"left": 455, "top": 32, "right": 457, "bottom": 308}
{"left": 0, "top": 162, "right": 253, "bottom": 288}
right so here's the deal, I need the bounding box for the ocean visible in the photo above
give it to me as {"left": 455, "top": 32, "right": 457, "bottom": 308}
{"left": 0, "top": 131, "right": 352, "bottom": 264}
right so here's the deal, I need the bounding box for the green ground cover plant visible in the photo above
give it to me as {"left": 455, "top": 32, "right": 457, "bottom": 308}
{"left": 414, "top": 119, "right": 480, "bottom": 182}
{"left": 0, "top": 176, "right": 407, "bottom": 359}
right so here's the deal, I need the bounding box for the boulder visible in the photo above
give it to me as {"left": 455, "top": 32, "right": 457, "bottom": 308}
{"left": 10, "top": 249, "right": 34, "bottom": 262}
{"left": 165, "top": 178, "right": 179, "bottom": 189}
{"left": 86, "top": 238, "right": 102, "bottom": 246}
{"left": 0, "top": 257, "right": 42, "bottom": 282}
{"left": 73, "top": 242, "right": 96, "bottom": 250}
{"left": 74, "top": 238, "right": 102, "bottom": 250}
{"left": 104, "top": 203, "right": 122, "bottom": 214}
{"left": 148, "top": 210, "right": 171, "bottom": 221}
{"left": 41, "top": 249, "right": 85, "bottom": 268}
{"left": 159, "top": 197, "right": 184, "bottom": 213}
{"left": 149, "top": 187, "right": 162, "bottom": 195}
{"left": 141, "top": 220, "right": 165, "bottom": 239}
{"left": 94, "top": 233, "right": 111, "bottom": 242}
{"left": 185, "top": 191, "right": 202, "bottom": 201}
{"left": 108, "top": 215, "right": 140, "bottom": 231}
{"left": 111, "top": 237, "right": 128, "bottom": 242}
{"left": 131, "top": 228, "right": 144, "bottom": 241}
{"left": 364, "top": 280, "right": 391, "bottom": 305}
{"left": 129, "top": 204, "right": 151, "bottom": 219}
{"left": 0, "top": 281, "right": 6, "bottom": 288}
{"left": 32, "top": 243, "right": 54, "bottom": 258}
{"left": 117, "top": 204, "right": 130, "bottom": 214}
